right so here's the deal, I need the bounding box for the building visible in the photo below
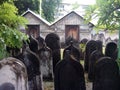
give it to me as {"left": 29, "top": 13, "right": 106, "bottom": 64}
{"left": 20, "top": 9, "right": 94, "bottom": 42}
{"left": 51, "top": 11, "right": 94, "bottom": 42}
{"left": 20, "top": 9, "right": 52, "bottom": 39}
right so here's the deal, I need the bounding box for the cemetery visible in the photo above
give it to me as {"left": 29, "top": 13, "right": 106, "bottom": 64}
{"left": 1, "top": 0, "right": 120, "bottom": 90}
{"left": 4, "top": 31, "right": 119, "bottom": 90}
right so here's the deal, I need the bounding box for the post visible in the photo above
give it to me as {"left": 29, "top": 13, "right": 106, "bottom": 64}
{"left": 40, "top": 0, "right": 42, "bottom": 16}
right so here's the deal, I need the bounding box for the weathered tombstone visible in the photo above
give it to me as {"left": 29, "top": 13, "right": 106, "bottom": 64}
{"left": 97, "top": 33, "right": 105, "bottom": 43}
{"left": 45, "top": 33, "right": 61, "bottom": 73}
{"left": 84, "top": 40, "right": 98, "bottom": 72}
{"left": 93, "top": 57, "right": 120, "bottom": 90}
{"left": 80, "top": 38, "right": 88, "bottom": 44}
{"left": 105, "top": 41, "right": 118, "bottom": 60}
{"left": 65, "top": 36, "right": 79, "bottom": 48}
{"left": 96, "top": 40, "right": 103, "bottom": 53}
{"left": 23, "top": 36, "right": 43, "bottom": 90}
{"left": 88, "top": 50, "right": 104, "bottom": 82}
{"left": 54, "top": 50, "right": 86, "bottom": 90}
{"left": 0, "top": 57, "right": 28, "bottom": 90}
{"left": 105, "top": 37, "right": 112, "bottom": 45}
{"left": 38, "top": 43, "right": 53, "bottom": 81}
{"left": 113, "top": 38, "right": 118, "bottom": 45}
{"left": 63, "top": 41, "right": 80, "bottom": 61}
{"left": 36, "top": 35, "right": 45, "bottom": 50}
{"left": 6, "top": 46, "right": 21, "bottom": 57}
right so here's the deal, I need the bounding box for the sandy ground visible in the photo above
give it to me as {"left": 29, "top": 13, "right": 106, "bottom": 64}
{"left": 43, "top": 73, "right": 92, "bottom": 90}
{"left": 43, "top": 81, "right": 92, "bottom": 90}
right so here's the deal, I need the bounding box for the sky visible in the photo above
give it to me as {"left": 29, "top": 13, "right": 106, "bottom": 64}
{"left": 62, "top": 0, "right": 96, "bottom": 5}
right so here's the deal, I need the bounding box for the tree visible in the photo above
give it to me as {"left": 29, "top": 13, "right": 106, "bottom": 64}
{"left": 41, "top": 0, "right": 61, "bottom": 22}
{"left": 85, "top": 0, "right": 120, "bottom": 30}
{"left": 84, "top": 0, "right": 120, "bottom": 67}
{"left": 0, "top": 2, "right": 28, "bottom": 59}
{"left": 72, "top": 1, "right": 80, "bottom": 10}
{"left": 14, "top": 0, "right": 40, "bottom": 15}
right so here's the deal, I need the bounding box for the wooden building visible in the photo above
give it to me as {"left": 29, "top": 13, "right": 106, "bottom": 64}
{"left": 50, "top": 11, "right": 94, "bottom": 42}
{"left": 20, "top": 9, "right": 52, "bottom": 39}
{"left": 20, "top": 10, "right": 94, "bottom": 42}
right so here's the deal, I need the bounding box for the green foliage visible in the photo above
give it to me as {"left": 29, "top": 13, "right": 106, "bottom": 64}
{"left": 0, "top": 3, "right": 26, "bottom": 28}
{"left": 84, "top": 0, "right": 120, "bottom": 30}
{"left": 80, "top": 43, "right": 86, "bottom": 52}
{"left": 0, "top": 0, "right": 13, "bottom": 5}
{"left": 0, "top": 24, "right": 28, "bottom": 48}
{"left": 0, "top": 2, "right": 28, "bottom": 59}
{"left": 72, "top": 2, "right": 80, "bottom": 10}
{"left": 14, "top": 0, "right": 40, "bottom": 14}
{"left": 41, "top": 0, "right": 61, "bottom": 22}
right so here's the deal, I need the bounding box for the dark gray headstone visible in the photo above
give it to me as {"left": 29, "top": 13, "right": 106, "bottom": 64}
{"left": 105, "top": 41, "right": 118, "bottom": 60}
{"left": 45, "top": 33, "right": 61, "bottom": 73}
{"left": 88, "top": 50, "right": 104, "bottom": 82}
{"left": 93, "top": 57, "right": 120, "bottom": 90}
{"left": 63, "top": 41, "right": 80, "bottom": 61}
{"left": 96, "top": 40, "right": 103, "bottom": 53}
{"left": 36, "top": 35, "right": 45, "bottom": 49}
{"left": 84, "top": 40, "right": 98, "bottom": 72}
{"left": 38, "top": 45, "right": 53, "bottom": 81}
{"left": 80, "top": 38, "right": 88, "bottom": 44}
{"left": 65, "top": 36, "right": 79, "bottom": 47}
{"left": 23, "top": 36, "right": 43, "bottom": 90}
{"left": 54, "top": 50, "right": 86, "bottom": 90}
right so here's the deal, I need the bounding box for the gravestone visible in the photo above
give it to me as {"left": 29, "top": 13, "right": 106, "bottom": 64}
{"left": 113, "top": 38, "right": 118, "bottom": 45}
{"left": 23, "top": 36, "right": 43, "bottom": 90}
{"left": 84, "top": 40, "right": 98, "bottom": 72}
{"left": 45, "top": 33, "right": 61, "bottom": 73}
{"left": 0, "top": 57, "right": 28, "bottom": 90}
{"left": 105, "top": 37, "right": 112, "bottom": 45}
{"left": 6, "top": 46, "right": 21, "bottom": 57}
{"left": 93, "top": 57, "right": 120, "bottom": 90}
{"left": 63, "top": 41, "right": 80, "bottom": 61}
{"left": 36, "top": 35, "right": 45, "bottom": 50}
{"left": 65, "top": 36, "right": 79, "bottom": 48}
{"left": 88, "top": 50, "right": 104, "bottom": 82}
{"left": 38, "top": 43, "right": 53, "bottom": 81}
{"left": 96, "top": 40, "right": 103, "bottom": 53}
{"left": 80, "top": 38, "right": 88, "bottom": 44}
{"left": 54, "top": 50, "right": 86, "bottom": 90}
{"left": 105, "top": 41, "right": 117, "bottom": 60}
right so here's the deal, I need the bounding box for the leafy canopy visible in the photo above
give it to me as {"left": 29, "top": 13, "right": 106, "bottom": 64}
{"left": 41, "top": 0, "right": 61, "bottom": 22}
{"left": 84, "top": 0, "right": 120, "bottom": 30}
{"left": 14, "top": 0, "right": 40, "bottom": 15}
{"left": 0, "top": 2, "right": 28, "bottom": 59}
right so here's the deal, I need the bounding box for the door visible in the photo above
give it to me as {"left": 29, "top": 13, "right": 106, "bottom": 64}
{"left": 27, "top": 25, "right": 40, "bottom": 38}
{"left": 65, "top": 25, "right": 79, "bottom": 41}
